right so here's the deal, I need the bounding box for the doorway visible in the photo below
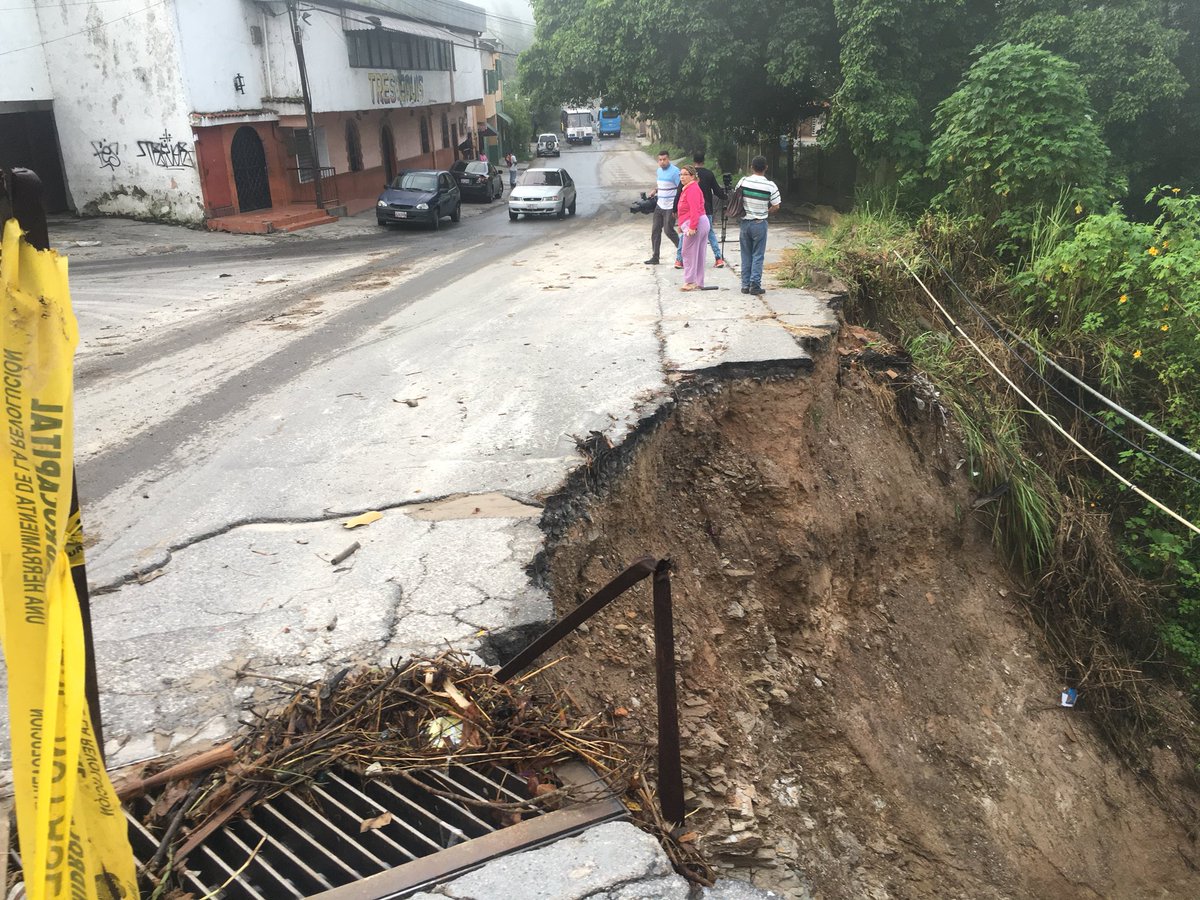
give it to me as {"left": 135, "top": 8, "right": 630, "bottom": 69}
{"left": 380, "top": 124, "right": 396, "bottom": 184}
{"left": 230, "top": 126, "right": 271, "bottom": 212}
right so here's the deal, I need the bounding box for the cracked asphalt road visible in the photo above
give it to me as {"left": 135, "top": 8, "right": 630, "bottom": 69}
{"left": 0, "top": 137, "right": 839, "bottom": 772}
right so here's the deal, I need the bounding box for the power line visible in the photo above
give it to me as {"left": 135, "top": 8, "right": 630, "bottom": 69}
{"left": 0, "top": 0, "right": 130, "bottom": 10}
{"left": 892, "top": 249, "right": 1200, "bottom": 537}
{"left": 302, "top": 3, "right": 484, "bottom": 54}
{"left": 0, "top": 0, "right": 166, "bottom": 58}
{"left": 922, "top": 250, "right": 1200, "bottom": 487}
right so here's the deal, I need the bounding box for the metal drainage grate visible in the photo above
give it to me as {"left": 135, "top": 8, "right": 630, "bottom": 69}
{"left": 124, "top": 761, "right": 625, "bottom": 900}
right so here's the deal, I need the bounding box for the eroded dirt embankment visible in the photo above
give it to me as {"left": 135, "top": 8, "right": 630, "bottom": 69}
{"left": 538, "top": 350, "right": 1199, "bottom": 899}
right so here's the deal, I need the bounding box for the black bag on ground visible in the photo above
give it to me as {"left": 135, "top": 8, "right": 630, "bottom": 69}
{"left": 630, "top": 193, "right": 656, "bottom": 214}
{"left": 724, "top": 186, "right": 745, "bottom": 219}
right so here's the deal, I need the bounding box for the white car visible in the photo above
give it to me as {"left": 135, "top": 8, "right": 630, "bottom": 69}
{"left": 508, "top": 167, "right": 577, "bottom": 220}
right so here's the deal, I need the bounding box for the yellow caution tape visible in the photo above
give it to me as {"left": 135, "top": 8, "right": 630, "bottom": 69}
{"left": 0, "top": 219, "right": 138, "bottom": 899}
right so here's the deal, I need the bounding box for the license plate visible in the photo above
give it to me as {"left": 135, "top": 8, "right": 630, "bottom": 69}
{"left": 393, "top": 211, "right": 407, "bottom": 219}
{"left": 459, "top": 178, "right": 470, "bottom": 184}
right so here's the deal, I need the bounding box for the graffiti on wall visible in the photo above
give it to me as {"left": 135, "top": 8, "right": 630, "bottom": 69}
{"left": 368, "top": 72, "right": 425, "bottom": 106}
{"left": 136, "top": 131, "right": 195, "bottom": 169}
{"left": 91, "top": 140, "right": 121, "bottom": 169}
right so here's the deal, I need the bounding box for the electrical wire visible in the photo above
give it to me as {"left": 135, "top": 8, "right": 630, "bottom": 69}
{"left": 920, "top": 250, "right": 1200, "bottom": 486}
{"left": 892, "top": 249, "right": 1200, "bottom": 537}
{"left": 0, "top": 0, "right": 130, "bottom": 10}
{"left": 0, "top": 0, "right": 167, "bottom": 57}
{"left": 301, "top": 2, "right": 489, "bottom": 55}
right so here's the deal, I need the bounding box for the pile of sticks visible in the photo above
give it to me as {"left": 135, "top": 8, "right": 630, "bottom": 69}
{"left": 123, "top": 653, "right": 712, "bottom": 895}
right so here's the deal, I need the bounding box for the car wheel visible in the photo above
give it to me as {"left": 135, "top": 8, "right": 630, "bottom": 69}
{"left": 557, "top": 201, "right": 565, "bottom": 220}
{"left": 509, "top": 211, "right": 518, "bottom": 222}
{"left": 568, "top": 197, "right": 577, "bottom": 216}
{"left": 431, "top": 210, "right": 440, "bottom": 231}
{"left": 451, "top": 202, "right": 461, "bottom": 223}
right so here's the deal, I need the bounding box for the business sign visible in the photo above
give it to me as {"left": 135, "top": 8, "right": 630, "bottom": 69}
{"left": 366, "top": 70, "right": 451, "bottom": 107}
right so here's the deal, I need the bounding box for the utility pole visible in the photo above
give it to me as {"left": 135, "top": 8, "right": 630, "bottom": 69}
{"left": 287, "top": 0, "right": 324, "bottom": 209}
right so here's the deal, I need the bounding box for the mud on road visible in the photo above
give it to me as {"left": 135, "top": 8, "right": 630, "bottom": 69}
{"left": 537, "top": 347, "right": 1199, "bottom": 899}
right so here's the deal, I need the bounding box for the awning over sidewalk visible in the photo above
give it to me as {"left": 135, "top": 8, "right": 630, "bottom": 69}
{"left": 495, "top": 110, "right": 514, "bottom": 126}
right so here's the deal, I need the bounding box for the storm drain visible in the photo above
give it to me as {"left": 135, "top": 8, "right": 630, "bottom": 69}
{"left": 124, "top": 761, "right": 625, "bottom": 900}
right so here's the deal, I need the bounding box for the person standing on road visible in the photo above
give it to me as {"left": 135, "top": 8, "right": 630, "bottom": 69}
{"left": 676, "top": 165, "right": 710, "bottom": 290}
{"left": 505, "top": 151, "right": 518, "bottom": 190}
{"left": 674, "top": 151, "right": 728, "bottom": 269}
{"left": 736, "top": 156, "right": 781, "bottom": 295}
{"left": 645, "top": 150, "right": 680, "bottom": 265}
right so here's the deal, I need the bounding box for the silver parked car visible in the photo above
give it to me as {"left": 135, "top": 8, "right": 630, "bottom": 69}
{"left": 508, "top": 167, "right": 577, "bottom": 220}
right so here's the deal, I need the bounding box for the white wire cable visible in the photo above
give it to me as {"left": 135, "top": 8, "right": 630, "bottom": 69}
{"left": 1003, "top": 327, "right": 1200, "bottom": 467}
{"left": 892, "top": 250, "right": 1200, "bottom": 537}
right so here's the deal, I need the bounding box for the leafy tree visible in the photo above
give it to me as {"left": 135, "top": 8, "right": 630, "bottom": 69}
{"left": 519, "top": 0, "right": 839, "bottom": 138}
{"left": 826, "top": 0, "right": 995, "bottom": 187}
{"left": 501, "top": 94, "right": 534, "bottom": 158}
{"left": 994, "top": 0, "right": 1191, "bottom": 199}
{"left": 927, "top": 43, "right": 1116, "bottom": 251}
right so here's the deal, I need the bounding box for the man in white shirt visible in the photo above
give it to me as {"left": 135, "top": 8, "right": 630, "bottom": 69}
{"left": 735, "top": 156, "right": 781, "bottom": 295}
{"left": 645, "top": 150, "right": 680, "bottom": 264}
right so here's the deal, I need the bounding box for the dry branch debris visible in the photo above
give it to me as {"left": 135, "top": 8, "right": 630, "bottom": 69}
{"left": 122, "top": 653, "right": 712, "bottom": 895}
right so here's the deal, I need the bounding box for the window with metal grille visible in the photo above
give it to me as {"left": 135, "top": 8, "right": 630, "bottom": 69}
{"left": 345, "top": 120, "right": 363, "bottom": 172}
{"left": 346, "top": 31, "right": 452, "bottom": 72}
{"left": 420, "top": 117, "right": 431, "bottom": 154}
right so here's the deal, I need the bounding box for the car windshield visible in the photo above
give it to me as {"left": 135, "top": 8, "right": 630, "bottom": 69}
{"left": 392, "top": 173, "right": 437, "bottom": 192}
{"left": 520, "top": 170, "right": 563, "bottom": 187}
{"left": 539, "top": 135, "right": 557, "bottom": 143}
{"left": 454, "top": 161, "right": 487, "bottom": 174}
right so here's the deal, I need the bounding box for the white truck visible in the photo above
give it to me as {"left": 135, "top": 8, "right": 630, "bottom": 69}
{"left": 563, "top": 108, "right": 594, "bottom": 145}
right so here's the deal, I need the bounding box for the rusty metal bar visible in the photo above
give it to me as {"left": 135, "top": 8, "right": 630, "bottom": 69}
{"left": 496, "top": 555, "right": 686, "bottom": 829}
{"left": 494, "top": 555, "right": 656, "bottom": 682}
{"left": 653, "top": 560, "right": 684, "bottom": 827}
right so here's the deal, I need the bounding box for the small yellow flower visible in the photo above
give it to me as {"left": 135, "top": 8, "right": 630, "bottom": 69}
{"left": 1074, "top": 203, "right": 1083, "bottom": 215}
{"left": 1133, "top": 349, "right": 1142, "bottom": 358}
{"left": 1161, "top": 324, "right": 1170, "bottom": 331}
{"left": 1172, "top": 187, "right": 1181, "bottom": 194}
{"left": 1148, "top": 246, "right": 1159, "bottom": 256}
{"left": 1163, "top": 304, "right": 1169, "bottom": 311}
{"left": 1162, "top": 240, "right": 1170, "bottom": 248}
{"left": 1119, "top": 294, "right": 1128, "bottom": 304}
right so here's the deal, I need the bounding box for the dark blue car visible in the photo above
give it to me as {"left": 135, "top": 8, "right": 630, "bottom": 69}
{"left": 376, "top": 170, "right": 461, "bottom": 230}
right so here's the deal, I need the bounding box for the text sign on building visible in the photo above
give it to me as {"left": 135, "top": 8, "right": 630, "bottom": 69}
{"left": 368, "top": 71, "right": 424, "bottom": 105}
{"left": 364, "top": 70, "right": 452, "bottom": 107}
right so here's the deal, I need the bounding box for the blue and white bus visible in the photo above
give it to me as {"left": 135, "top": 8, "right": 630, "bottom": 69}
{"left": 598, "top": 107, "right": 622, "bottom": 138}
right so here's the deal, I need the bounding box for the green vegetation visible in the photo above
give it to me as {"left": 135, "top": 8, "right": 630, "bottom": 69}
{"left": 523, "top": 0, "right": 1200, "bottom": 760}
{"left": 927, "top": 44, "right": 1116, "bottom": 254}
{"left": 501, "top": 94, "right": 534, "bottom": 159}
{"left": 519, "top": 0, "right": 1199, "bottom": 201}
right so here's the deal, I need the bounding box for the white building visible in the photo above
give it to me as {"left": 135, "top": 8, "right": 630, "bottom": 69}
{"left": 0, "top": 0, "right": 493, "bottom": 230}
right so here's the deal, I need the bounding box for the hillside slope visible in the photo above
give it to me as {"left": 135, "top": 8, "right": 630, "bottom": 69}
{"left": 540, "top": 348, "right": 1199, "bottom": 899}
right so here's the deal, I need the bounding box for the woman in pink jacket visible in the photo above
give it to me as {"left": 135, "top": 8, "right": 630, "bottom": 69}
{"left": 676, "top": 165, "right": 710, "bottom": 290}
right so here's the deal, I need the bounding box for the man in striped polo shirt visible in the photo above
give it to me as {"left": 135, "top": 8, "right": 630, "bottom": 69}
{"left": 645, "top": 150, "right": 680, "bottom": 264}
{"left": 736, "top": 156, "right": 781, "bottom": 295}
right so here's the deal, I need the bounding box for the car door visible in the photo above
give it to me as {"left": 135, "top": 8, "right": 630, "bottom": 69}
{"left": 563, "top": 171, "right": 575, "bottom": 206}
{"left": 438, "top": 174, "right": 452, "bottom": 213}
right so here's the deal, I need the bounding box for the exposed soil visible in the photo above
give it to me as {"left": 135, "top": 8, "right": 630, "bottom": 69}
{"left": 538, "top": 346, "right": 1200, "bottom": 899}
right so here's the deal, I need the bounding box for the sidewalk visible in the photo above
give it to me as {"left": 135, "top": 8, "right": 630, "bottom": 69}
{"left": 408, "top": 822, "right": 789, "bottom": 900}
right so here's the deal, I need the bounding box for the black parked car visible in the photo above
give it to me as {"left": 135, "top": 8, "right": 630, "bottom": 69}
{"left": 450, "top": 159, "right": 504, "bottom": 202}
{"left": 377, "top": 170, "right": 461, "bottom": 229}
